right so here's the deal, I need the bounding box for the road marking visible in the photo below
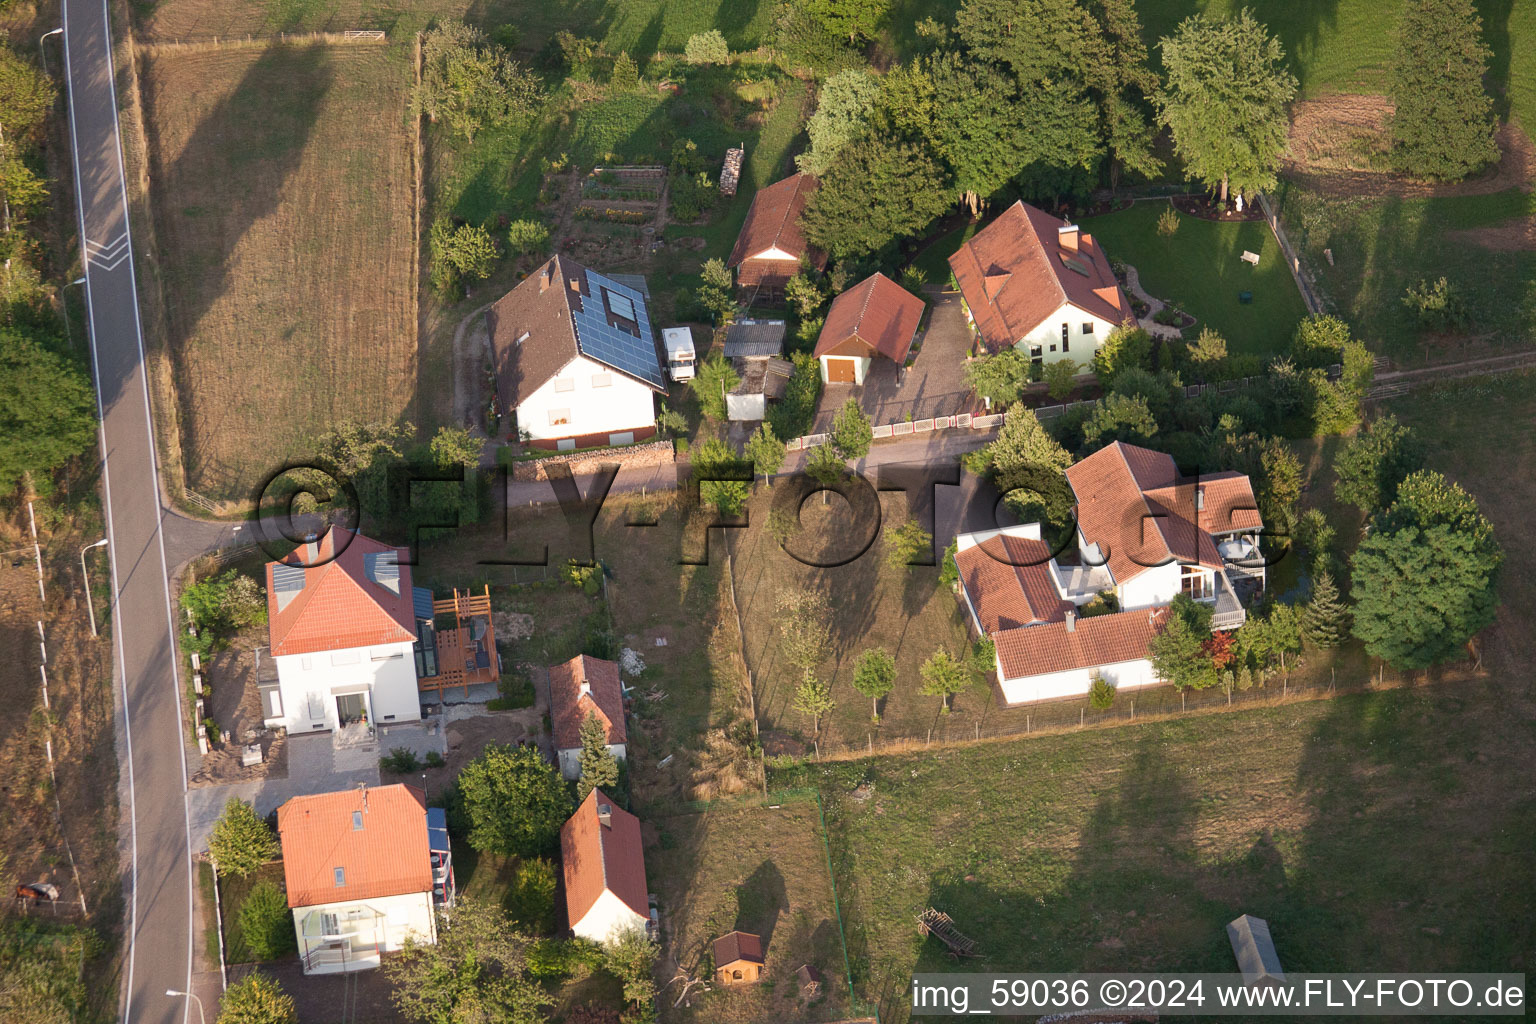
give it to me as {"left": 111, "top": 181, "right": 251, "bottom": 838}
{"left": 85, "top": 232, "right": 131, "bottom": 270}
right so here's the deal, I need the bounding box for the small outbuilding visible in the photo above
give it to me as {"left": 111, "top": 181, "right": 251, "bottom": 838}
{"left": 726, "top": 356, "right": 793, "bottom": 422}
{"left": 722, "top": 319, "right": 786, "bottom": 360}
{"left": 796, "top": 963, "right": 823, "bottom": 996}
{"left": 814, "top": 272, "right": 925, "bottom": 385}
{"left": 1227, "top": 913, "right": 1285, "bottom": 985}
{"left": 713, "top": 930, "right": 765, "bottom": 985}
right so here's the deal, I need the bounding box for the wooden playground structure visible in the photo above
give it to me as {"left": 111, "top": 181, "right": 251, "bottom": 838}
{"left": 917, "top": 908, "right": 980, "bottom": 958}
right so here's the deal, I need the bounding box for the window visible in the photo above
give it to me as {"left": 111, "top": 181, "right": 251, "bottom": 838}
{"left": 330, "top": 651, "right": 359, "bottom": 666}
{"left": 1061, "top": 323, "right": 1069, "bottom": 347}
{"left": 334, "top": 867, "right": 346, "bottom": 887}
{"left": 1049, "top": 344, "right": 1057, "bottom": 353}
{"left": 553, "top": 377, "right": 574, "bottom": 393}
{"left": 1028, "top": 345, "right": 1043, "bottom": 366}
{"left": 733, "top": 970, "right": 743, "bottom": 981}
{"left": 557, "top": 438, "right": 576, "bottom": 451}
{"left": 1082, "top": 322, "right": 1095, "bottom": 335}
{"left": 352, "top": 811, "right": 364, "bottom": 831}
{"left": 591, "top": 373, "right": 612, "bottom": 388}
{"left": 1180, "top": 565, "right": 1213, "bottom": 600}
{"left": 371, "top": 648, "right": 402, "bottom": 661}
{"left": 548, "top": 408, "right": 571, "bottom": 426}
{"left": 300, "top": 655, "right": 313, "bottom": 671}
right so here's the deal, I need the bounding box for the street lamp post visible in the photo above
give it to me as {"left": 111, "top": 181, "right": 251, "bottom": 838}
{"left": 38, "top": 27, "right": 63, "bottom": 76}
{"left": 165, "top": 990, "right": 207, "bottom": 1024}
{"left": 79, "top": 538, "right": 107, "bottom": 638}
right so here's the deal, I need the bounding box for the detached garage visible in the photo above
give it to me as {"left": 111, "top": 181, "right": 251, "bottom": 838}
{"left": 814, "top": 273, "right": 925, "bottom": 386}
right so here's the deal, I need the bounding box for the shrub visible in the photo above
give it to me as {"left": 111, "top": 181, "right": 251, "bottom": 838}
{"left": 209, "top": 798, "right": 279, "bottom": 878}
{"left": 684, "top": 29, "right": 729, "bottom": 65}
{"left": 1156, "top": 205, "right": 1180, "bottom": 237}
{"left": 561, "top": 560, "right": 602, "bottom": 595}
{"left": 381, "top": 747, "right": 421, "bottom": 774}
{"left": 237, "top": 880, "right": 297, "bottom": 962}
{"left": 1089, "top": 674, "right": 1116, "bottom": 710}
{"left": 424, "top": 750, "right": 446, "bottom": 769}
{"left": 506, "top": 219, "right": 550, "bottom": 257}
{"left": 218, "top": 972, "right": 297, "bottom": 1024}
{"left": 1402, "top": 276, "right": 1469, "bottom": 332}
{"left": 1079, "top": 591, "right": 1119, "bottom": 618}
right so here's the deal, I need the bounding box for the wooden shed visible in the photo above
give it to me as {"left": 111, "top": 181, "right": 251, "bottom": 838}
{"left": 713, "top": 930, "right": 765, "bottom": 985}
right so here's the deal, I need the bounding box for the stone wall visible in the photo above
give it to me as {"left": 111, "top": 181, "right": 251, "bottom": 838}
{"left": 507, "top": 439, "right": 676, "bottom": 482}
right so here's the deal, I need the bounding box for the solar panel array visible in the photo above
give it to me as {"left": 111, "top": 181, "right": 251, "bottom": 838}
{"left": 571, "top": 270, "right": 665, "bottom": 389}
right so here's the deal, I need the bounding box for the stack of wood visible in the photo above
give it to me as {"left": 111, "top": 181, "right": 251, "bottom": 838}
{"left": 720, "top": 147, "right": 744, "bottom": 196}
{"left": 916, "top": 908, "right": 980, "bottom": 958}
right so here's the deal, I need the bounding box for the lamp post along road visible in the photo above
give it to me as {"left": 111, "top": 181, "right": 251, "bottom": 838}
{"left": 79, "top": 538, "right": 107, "bottom": 637}
{"left": 164, "top": 991, "right": 205, "bottom": 1024}
{"left": 39, "top": 27, "right": 63, "bottom": 75}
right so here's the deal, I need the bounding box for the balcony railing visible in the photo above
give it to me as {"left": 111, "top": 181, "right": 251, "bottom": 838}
{"left": 302, "top": 942, "right": 382, "bottom": 974}
{"left": 1211, "top": 572, "right": 1246, "bottom": 631}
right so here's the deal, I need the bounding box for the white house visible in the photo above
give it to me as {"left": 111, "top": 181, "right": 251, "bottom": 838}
{"left": 261, "top": 528, "right": 424, "bottom": 736}
{"left": 549, "top": 654, "right": 628, "bottom": 781}
{"left": 953, "top": 441, "right": 1265, "bottom": 704}
{"left": 489, "top": 255, "right": 667, "bottom": 451}
{"left": 949, "top": 200, "right": 1135, "bottom": 368}
{"left": 561, "top": 789, "right": 650, "bottom": 944}
{"left": 277, "top": 784, "right": 453, "bottom": 974}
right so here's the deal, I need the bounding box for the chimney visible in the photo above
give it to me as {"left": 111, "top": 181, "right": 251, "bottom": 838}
{"left": 579, "top": 680, "right": 592, "bottom": 697}
{"left": 1058, "top": 223, "right": 1079, "bottom": 252}
{"left": 569, "top": 277, "right": 581, "bottom": 292}
{"left": 597, "top": 803, "right": 612, "bottom": 827}
{"left": 1065, "top": 609, "right": 1076, "bottom": 633}
{"left": 1195, "top": 486, "right": 1205, "bottom": 511}
{"left": 539, "top": 268, "right": 550, "bottom": 292}
{"left": 304, "top": 531, "right": 319, "bottom": 564}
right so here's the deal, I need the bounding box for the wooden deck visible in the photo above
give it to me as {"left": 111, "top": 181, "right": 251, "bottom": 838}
{"left": 418, "top": 587, "right": 499, "bottom": 698}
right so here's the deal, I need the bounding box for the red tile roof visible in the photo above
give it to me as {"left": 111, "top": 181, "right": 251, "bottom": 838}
{"left": 949, "top": 201, "right": 1132, "bottom": 352}
{"left": 561, "top": 789, "right": 649, "bottom": 928}
{"left": 954, "top": 533, "right": 1073, "bottom": 631}
{"left": 713, "top": 930, "right": 765, "bottom": 967}
{"left": 549, "top": 654, "right": 626, "bottom": 750}
{"left": 994, "top": 607, "right": 1169, "bottom": 680}
{"left": 277, "top": 784, "right": 432, "bottom": 908}
{"left": 813, "top": 273, "right": 926, "bottom": 364}
{"left": 264, "top": 527, "right": 417, "bottom": 658}
{"left": 727, "top": 173, "right": 823, "bottom": 269}
{"left": 1067, "top": 444, "right": 1262, "bottom": 585}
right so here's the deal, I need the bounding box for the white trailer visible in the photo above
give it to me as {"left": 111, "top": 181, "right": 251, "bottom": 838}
{"left": 662, "top": 326, "right": 696, "bottom": 382}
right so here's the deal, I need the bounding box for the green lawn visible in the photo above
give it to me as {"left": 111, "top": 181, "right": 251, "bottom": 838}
{"left": 1082, "top": 200, "right": 1309, "bottom": 359}
{"left": 1279, "top": 184, "right": 1536, "bottom": 361}
{"left": 907, "top": 221, "right": 977, "bottom": 287}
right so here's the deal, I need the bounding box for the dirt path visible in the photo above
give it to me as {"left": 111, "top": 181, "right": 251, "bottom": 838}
{"left": 1283, "top": 95, "right": 1535, "bottom": 199}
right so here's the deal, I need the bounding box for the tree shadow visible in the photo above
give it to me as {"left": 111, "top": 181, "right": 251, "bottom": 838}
{"left": 1475, "top": 0, "right": 1515, "bottom": 121}
{"left": 142, "top": 44, "right": 335, "bottom": 497}
{"left": 734, "top": 858, "right": 788, "bottom": 952}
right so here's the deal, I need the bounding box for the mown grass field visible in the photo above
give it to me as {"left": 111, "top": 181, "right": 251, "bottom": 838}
{"left": 142, "top": 44, "right": 416, "bottom": 500}
{"left": 650, "top": 798, "right": 851, "bottom": 1023}
{"left": 1081, "top": 199, "right": 1310, "bottom": 359}
{"left": 1280, "top": 185, "right": 1536, "bottom": 361}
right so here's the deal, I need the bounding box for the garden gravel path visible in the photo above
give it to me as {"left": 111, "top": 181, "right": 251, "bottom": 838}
{"left": 1121, "top": 263, "right": 1184, "bottom": 340}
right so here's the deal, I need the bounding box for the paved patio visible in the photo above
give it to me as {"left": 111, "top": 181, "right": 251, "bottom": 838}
{"left": 813, "top": 291, "right": 980, "bottom": 432}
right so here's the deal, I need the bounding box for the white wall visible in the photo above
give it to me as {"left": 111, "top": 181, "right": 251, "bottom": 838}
{"left": 292, "top": 890, "right": 435, "bottom": 974}
{"left": 998, "top": 656, "right": 1158, "bottom": 705}
{"left": 726, "top": 392, "right": 767, "bottom": 421}
{"left": 572, "top": 887, "right": 650, "bottom": 945}
{"left": 518, "top": 355, "right": 657, "bottom": 442}
{"left": 271, "top": 640, "right": 420, "bottom": 734}
{"left": 1118, "top": 562, "right": 1181, "bottom": 611}
{"left": 556, "top": 743, "right": 628, "bottom": 781}
{"left": 1011, "top": 301, "right": 1119, "bottom": 365}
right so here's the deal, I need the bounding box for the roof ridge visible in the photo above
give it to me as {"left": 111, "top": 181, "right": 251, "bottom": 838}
{"left": 769, "top": 174, "right": 805, "bottom": 250}
{"left": 1110, "top": 442, "right": 1173, "bottom": 564}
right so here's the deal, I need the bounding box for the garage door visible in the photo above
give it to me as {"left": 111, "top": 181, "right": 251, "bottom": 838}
{"left": 825, "top": 357, "right": 856, "bottom": 384}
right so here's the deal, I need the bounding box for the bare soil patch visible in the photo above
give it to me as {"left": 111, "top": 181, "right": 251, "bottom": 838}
{"left": 1284, "top": 93, "right": 1536, "bottom": 198}
{"left": 141, "top": 44, "right": 416, "bottom": 499}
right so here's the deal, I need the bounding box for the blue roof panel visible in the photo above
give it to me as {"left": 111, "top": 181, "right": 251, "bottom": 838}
{"left": 426, "top": 806, "right": 451, "bottom": 852}
{"left": 412, "top": 587, "right": 435, "bottom": 621}
{"left": 572, "top": 270, "right": 665, "bottom": 389}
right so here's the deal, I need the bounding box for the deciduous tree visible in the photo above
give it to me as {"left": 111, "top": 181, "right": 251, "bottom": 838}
{"left": 800, "top": 0, "right": 891, "bottom": 44}
{"left": 1333, "top": 415, "right": 1425, "bottom": 514}
{"left": 1158, "top": 10, "right": 1297, "bottom": 202}
{"left": 0, "top": 330, "right": 96, "bottom": 494}
{"left": 459, "top": 743, "right": 570, "bottom": 857}
{"left": 691, "top": 437, "right": 750, "bottom": 516}
{"left": 779, "top": 587, "right": 832, "bottom": 679}
{"left": 884, "top": 519, "right": 933, "bottom": 570}
{"left": 801, "top": 132, "right": 951, "bottom": 259}
{"left": 690, "top": 353, "right": 740, "bottom": 421}
{"left": 919, "top": 648, "right": 970, "bottom": 713}
{"left": 218, "top": 972, "right": 297, "bottom": 1024}
{"left": 1351, "top": 471, "right": 1502, "bottom": 669}
{"left": 1081, "top": 392, "right": 1158, "bottom": 447}
{"left": 385, "top": 898, "right": 551, "bottom": 1024}
{"left": 684, "top": 29, "right": 729, "bottom": 65}
{"left": 798, "top": 69, "right": 882, "bottom": 176}
{"left": 792, "top": 676, "right": 835, "bottom": 732}
{"left": 852, "top": 647, "right": 896, "bottom": 721}
{"left": 416, "top": 23, "right": 542, "bottom": 142}
{"left": 965, "top": 348, "right": 1030, "bottom": 409}
{"left": 830, "top": 397, "right": 872, "bottom": 461}
{"left": 744, "top": 422, "right": 786, "bottom": 481}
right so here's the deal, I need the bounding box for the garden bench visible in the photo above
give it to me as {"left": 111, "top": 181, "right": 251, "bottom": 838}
{"left": 1240, "top": 250, "right": 1261, "bottom": 265}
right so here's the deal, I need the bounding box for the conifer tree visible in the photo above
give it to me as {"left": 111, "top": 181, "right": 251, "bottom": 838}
{"left": 1303, "top": 571, "right": 1348, "bottom": 649}
{"left": 577, "top": 712, "right": 619, "bottom": 801}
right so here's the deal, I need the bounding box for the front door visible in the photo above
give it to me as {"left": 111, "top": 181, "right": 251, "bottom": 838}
{"left": 336, "top": 692, "right": 366, "bottom": 725}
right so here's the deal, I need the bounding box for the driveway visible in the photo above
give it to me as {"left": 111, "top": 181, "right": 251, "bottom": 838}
{"left": 814, "top": 291, "right": 979, "bottom": 431}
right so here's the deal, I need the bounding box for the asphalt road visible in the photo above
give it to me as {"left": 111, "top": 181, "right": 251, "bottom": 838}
{"left": 60, "top": 1, "right": 194, "bottom": 1023}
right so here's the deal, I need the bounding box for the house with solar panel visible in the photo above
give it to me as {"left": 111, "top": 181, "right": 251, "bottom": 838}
{"left": 488, "top": 255, "right": 668, "bottom": 451}
{"left": 948, "top": 200, "right": 1135, "bottom": 370}
{"left": 260, "top": 527, "right": 499, "bottom": 739}
{"left": 277, "top": 784, "right": 454, "bottom": 974}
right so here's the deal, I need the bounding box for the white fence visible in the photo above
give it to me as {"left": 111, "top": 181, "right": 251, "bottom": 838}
{"left": 784, "top": 411, "right": 997, "bottom": 451}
